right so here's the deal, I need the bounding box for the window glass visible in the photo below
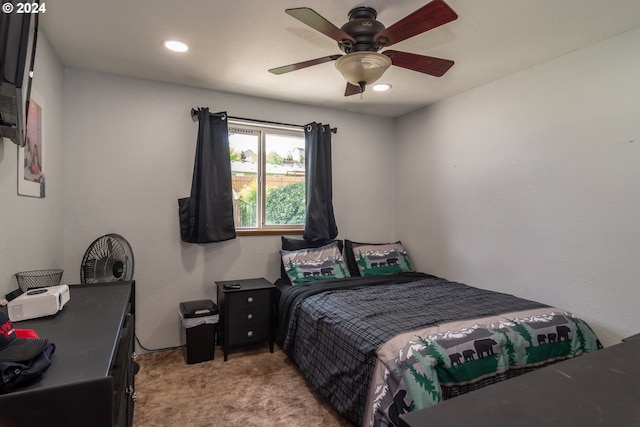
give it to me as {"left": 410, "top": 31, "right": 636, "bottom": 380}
{"left": 229, "top": 129, "right": 258, "bottom": 228}
{"left": 264, "top": 133, "right": 305, "bottom": 226}
{"left": 229, "top": 123, "right": 305, "bottom": 231}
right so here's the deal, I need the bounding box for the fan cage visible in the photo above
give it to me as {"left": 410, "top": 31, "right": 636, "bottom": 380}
{"left": 15, "top": 269, "right": 64, "bottom": 292}
{"left": 81, "top": 234, "right": 134, "bottom": 284}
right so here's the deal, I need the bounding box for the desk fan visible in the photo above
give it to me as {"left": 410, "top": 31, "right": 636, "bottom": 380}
{"left": 80, "top": 233, "right": 134, "bottom": 284}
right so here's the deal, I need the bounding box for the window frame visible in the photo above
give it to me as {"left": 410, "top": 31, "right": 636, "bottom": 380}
{"left": 228, "top": 119, "right": 306, "bottom": 236}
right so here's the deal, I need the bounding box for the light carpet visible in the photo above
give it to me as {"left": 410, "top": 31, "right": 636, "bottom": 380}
{"left": 133, "top": 344, "right": 354, "bottom": 427}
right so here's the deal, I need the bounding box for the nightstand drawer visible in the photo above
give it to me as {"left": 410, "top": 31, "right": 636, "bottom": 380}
{"left": 227, "top": 289, "right": 271, "bottom": 309}
{"left": 228, "top": 304, "right": 270, "bottom": 326}
{"left": 227, "top": 322, "right": 270, "bottom": 346}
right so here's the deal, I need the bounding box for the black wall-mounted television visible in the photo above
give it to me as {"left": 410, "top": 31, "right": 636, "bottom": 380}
{"left": 0, "top": 3, "right": 38, "bottom": 147}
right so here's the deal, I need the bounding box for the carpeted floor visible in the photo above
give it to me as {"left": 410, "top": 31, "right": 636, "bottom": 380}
{"left": 133, "top": 343, "right": 354, "bottom": 427}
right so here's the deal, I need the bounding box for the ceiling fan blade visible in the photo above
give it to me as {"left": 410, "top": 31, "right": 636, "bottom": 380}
{"left": 344, "top": 83, "right": 362, "bottom": 97}
{"left": 374, "top": 0, "right": 458, "bottom": 47}
{"left": 286, "top": 8, "right": 357, "bottom": 43}
{"left": 383, "top": 50, "right": 454, "bottom": 77}
{"left": 268, "top": 55, "right": 342, "bottom": 75}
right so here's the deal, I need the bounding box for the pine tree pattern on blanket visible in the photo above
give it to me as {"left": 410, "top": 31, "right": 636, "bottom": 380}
{"left": 278, "top": 273, "right": 603, "bottom": 427}
{"left": 369, "top": 309, "right": 602, "bottom": 426}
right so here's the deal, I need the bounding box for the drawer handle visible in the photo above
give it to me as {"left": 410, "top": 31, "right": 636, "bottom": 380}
{"left": 247, "top": 331, "right": 253, "bottom": 337}
{"left": 247, "top": 297, "right": 254, "bottom": 303}
{"left": 247, "top": 313, "right": 253, "bottom": 320}
{"left": 126, "top": 385, "right": 136, "bottom": 400}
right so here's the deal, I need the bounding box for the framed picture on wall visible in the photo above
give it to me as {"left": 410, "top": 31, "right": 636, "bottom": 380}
{"left": 18, "top": 90, "right": 45, "bottom": 198}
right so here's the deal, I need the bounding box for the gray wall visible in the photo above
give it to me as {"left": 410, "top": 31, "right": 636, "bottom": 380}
{"left": 0, "top": 33, "right": 64, "bottom": 295}
{"left": 2, "top": 26, "right": 638, "bottom": 351}
{"left": 394, "top": 27, "right": 640, "bottom": 347}
{"left": 62, "top": 69, "right": 396, "bottom": 350}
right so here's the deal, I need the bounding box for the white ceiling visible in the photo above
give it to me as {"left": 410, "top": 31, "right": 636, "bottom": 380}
{"left": 40, "top": 0, "right": 640, "bottom": 118}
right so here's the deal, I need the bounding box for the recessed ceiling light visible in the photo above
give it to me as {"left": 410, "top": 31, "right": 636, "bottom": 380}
{"left": 163, "top": 40, "right": 189, "bottom": 52}
{"left": 372, "top": 83, "right": 392, "bottom": 92}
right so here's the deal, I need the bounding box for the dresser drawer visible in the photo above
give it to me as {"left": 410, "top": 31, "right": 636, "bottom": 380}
{"left": 228, "top": 304, "right": 270, "bottom": 326}
{"left": 227, "top": 322, "right": 270, "bottom": 347}
{"left": 227, "top": 289, "right": 271, "bottom": 309}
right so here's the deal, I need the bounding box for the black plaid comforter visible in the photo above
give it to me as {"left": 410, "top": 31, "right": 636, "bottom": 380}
{"left": 277, "top": 273, "right": 551, "bottom": 426}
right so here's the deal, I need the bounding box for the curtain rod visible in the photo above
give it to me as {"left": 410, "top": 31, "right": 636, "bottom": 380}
{"left": 191, "top": 108, "right": 337, "bottom": 134}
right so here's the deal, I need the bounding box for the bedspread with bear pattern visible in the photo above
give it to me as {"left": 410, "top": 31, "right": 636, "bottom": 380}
{"left": 276, "top": 273, "right": 601, "bottom": 427}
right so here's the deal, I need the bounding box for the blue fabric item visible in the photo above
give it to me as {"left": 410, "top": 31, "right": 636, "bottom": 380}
{"left": 0, "top": 342, "right": 56, "bottom": 394}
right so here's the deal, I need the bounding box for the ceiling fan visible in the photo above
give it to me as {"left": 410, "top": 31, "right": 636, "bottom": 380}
{"left": 268, "top": 0, "right": 458, "bottom": 96}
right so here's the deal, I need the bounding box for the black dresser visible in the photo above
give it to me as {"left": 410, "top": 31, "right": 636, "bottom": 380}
{"left": 0, "top": 281, "right": 136, "bottom": 427}
{"left": 216, "top": 278, "right": 275, "bottom": 361}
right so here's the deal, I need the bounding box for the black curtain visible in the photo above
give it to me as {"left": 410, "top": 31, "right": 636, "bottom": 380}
{"left": 303, "top": 122, "right": 338, "bottom": 241}
{"left": 178, "top": 108, "right": 236, "bottom": 243}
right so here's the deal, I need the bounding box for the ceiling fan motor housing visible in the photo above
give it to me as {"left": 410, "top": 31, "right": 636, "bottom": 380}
{"left": 339, "top": 7, "right": 385, "bottom": 53}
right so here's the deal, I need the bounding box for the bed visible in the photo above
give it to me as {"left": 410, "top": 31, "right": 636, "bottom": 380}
{"left": 275, "top": 237, "right": 602, "bottom": 427}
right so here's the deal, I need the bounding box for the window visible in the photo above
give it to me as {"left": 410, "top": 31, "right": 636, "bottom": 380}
{"left": 228, "top": 121, "right": 305, "bottom": 234}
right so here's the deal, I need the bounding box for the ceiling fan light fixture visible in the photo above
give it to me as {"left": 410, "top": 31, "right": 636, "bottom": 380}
{"left": 335, "top": 51, "right": 391, "bottom": 87}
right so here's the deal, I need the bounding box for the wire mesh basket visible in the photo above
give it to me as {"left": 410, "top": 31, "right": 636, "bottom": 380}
{"left": 15, "top": 269, "right": 64, "bottom": 292}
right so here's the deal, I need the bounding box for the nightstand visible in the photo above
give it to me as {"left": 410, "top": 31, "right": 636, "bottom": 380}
{"left": 216, "top": 277, "right": 275, "bottom": 361}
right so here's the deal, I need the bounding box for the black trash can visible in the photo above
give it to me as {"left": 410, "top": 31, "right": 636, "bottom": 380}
{"left": 179, "top": 299, "right": 219, "bottom": 364}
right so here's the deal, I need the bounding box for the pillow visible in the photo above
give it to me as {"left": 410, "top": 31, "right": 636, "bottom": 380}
{"left": 344, "top": 240, "right": 414, "bottom": 277}
{"left": 280, "top": 236, "right": 344, "bottom": 281}
{"left": 280, "top": 242, "right": 350, "bottom": 285}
